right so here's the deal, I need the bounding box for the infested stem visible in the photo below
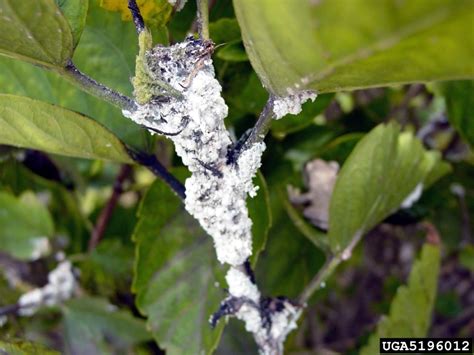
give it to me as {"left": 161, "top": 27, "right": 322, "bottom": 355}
{"left": 123, "top": 3, "right": 317, "bottom": 350}
{"left": 62, "top": 60, "right": 137, "bottom": 112}
{"left": 196, "top": 0, "right": 210, "bottom": 40}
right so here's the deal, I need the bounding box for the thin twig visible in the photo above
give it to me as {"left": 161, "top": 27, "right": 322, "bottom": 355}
{"left": 299, "top": 230, "right": 363, "bottom": 304}
{"left": 128, "top": 0, "right": 145, "bottom": 34}
{"left": 196, "top": 0, "right": 210, "bottom": 40}
{"left": 0, "top": 303, "right": 20, "bottom": 317}
{"left": 299, "top": 255, "right": 340, "bottom": 304}
{"left": 88, "top": 165, "right": 133, "bottom": 252}
{"left": 62, "top": 61, "right": 137, "bottom": 112}
{"left": 245, "top": 96, "right": 275, "bottom": 148}
{"left": 128, "top": 149, "right": 186, "bottom": 199}
{"left": 228, "top": 97, "right": 275, "bottom": 163}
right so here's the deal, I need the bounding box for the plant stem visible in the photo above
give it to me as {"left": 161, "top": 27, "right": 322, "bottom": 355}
{"left": 88, "top": 164, "right": 132, "bottom": 252}
{"left": 128, "top": 149, "right": 186, "bottom": 200}
{"left": 196, "top": 0, "right": 210, "bottom": 40}
{"left": 0, "top": 303, "right": 19, "bottom": 317}
{"left": 246, "top": 96, "right": 275, "bottom": 147}
{"left": 128, "top": 0, "right": 145, "bottom": 34}
{"left": 299, "top": 230, "right": 363, "bottom": 303}
{"left": 299, "top": 254, "right": 340, "bottom": 304}
{"left": 62, "top": 60, "right": 137, "bottom": 113}
{"left": 228, "top": 96, "right": 275, "bottom": 163}
{"left": 299, "top": 222, "right": 442, "bottom": 309}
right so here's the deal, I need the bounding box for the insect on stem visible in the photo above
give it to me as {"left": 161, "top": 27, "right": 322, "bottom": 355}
{"left": 142, "top": 125, "right": 185, "bottom": 136}
{"left": 141, "top": 116, "right": 190, "bottom": 137}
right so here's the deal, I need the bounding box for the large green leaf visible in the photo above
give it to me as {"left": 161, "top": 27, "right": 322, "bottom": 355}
{"left": 360, "top": 242, "right": 441, "bottom": 354}
{"left": 442, "top": 80, "right": 474, "bottom": 146}
{"left": 79, "top": 240, "right": 134, "bottom": 297}
{"left": 0, "top": 56, "right": 148, "bottom": 151}
{"left": 328, "top": 123, "right": 449, "bottom": 253}
{"left": 234, "top": 0, "right": 474, "bottom": 96}
{"left": 132, "top": 171, "right": 225, "bottom": 355}
{"left": 72, "top": 0, "right": 138, "bottom": 99}
{"left": 0, "top": 95, "right": 133, "bottom": 163}
{"left": 0, "top": 0, "right": 73, "bottom": 67}
{"left": 56, "top": 0, "right": 89, "bottom": 48}
{"left": 0, "top": 191, "right": 53, "bottom": 260}
{"left": 62, "top": 297, "right": 152, "bottom": 354}
{"left": 0, "top": 0, "right": 150, "bottom": 150}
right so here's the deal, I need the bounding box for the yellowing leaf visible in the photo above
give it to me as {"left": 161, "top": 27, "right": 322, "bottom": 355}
{"left": 100, "top": 0, "right": 172, "bottom": 28}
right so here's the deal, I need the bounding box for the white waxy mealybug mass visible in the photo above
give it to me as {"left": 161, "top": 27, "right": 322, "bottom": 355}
{"left": 273, "top": 90, "right": 317, "bottom": 119}
{"left": 18, "top": 261, "right": 76, "bottom": 317}
{"left": 123, "top": 38, "right": 264, "bottom": 266}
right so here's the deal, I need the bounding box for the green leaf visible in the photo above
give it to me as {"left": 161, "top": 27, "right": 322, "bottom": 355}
{"left": 282, "top": 126, "right": 340, "bottom": 172}
{"left": 132, "top": 171, "right": 225, "bottom": 355}
{"left": 256, "top": 169, "right": 326, "bottom": 298}
{"left": 248, "top": 171, "right": 272, "bottom": 265}
{"left": 0, "top": 0, "right": 73, "bottom": 67}
{"left": 0, "top": 56, "right": 148, "bottom": 151}
{"left": 256, "top": 193, "right": 325, "bottom": 298}
{"left": 216, "top": 42, "right": 248, "bottom": 62}
{"left": 360, "top": 242, "right": 441, "bottom": 354}
{"left": 328, "top": 122, "right": 449, "bottom": 253}
{"left": 73, "top": 0, "right": 137, "bottom": 97}
{"left": 459, "top": 245, "right": 474, "bottom": 272}
{"left": 69, "top": 0, "right": 151, "bottom": 148}
{"left": 0, "top": 339, "right": 59, "bottom": 355}
{"left": 0, "top": 94, "right": 133, "bottom": 163}
{"left": 225, "top": 71, "right": 268, "bottom": 119}
{"left": 442, "top": 80, "right": 474, "bottom": 146}
{"left": 209, "top": 18, "right": 242, "bottom": 44}
{"left": 234, "top": 0, "right": 474, "bottom": 96}
{"left": 62, "top": 297, "right": 152, "bottom": 354}
{"left": 0, "top": 0, "right": 150, "bottom": 150}
{"left": 79, "top": 240, "right": 134, "bottom": 297}
{"left": 56, "top": 0, "right": 89, "bottom": 48}
{"left": 0, "top": 191, "right": 53, "bottom": 260}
